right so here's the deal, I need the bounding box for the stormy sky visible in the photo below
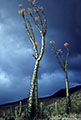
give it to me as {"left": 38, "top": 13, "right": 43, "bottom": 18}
{"left": 0, "top": 0, "right": 81, "bottom": 105}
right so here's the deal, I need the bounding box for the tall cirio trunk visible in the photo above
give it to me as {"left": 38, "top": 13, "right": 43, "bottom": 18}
{"left": 27, "top": 59, "right": 39, "bottom": 119}
{"left": 51, "top": 43, "right": 71, "bottom": 114}
{"left": 18, "top": 1, "right": 47, "bottom": 119}
{"left": 65, "top": 70, "right": 71, "bottom": 114}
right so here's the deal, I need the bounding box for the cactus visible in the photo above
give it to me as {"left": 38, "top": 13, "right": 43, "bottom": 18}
{"left": 2, "top": 112, "right": 6, "bottom": 118}
{"left": 15, "top": 106, "right": 18, "bottom": 118}
{"left": 0, "top": 117, "right": 5, "bottom": 120}
{"left": 18, "top": 0, "right": 47, "bottom": 119}
{"left": 50, "top": 41, "right": 71, "bottom": 114}
{"left": 39, "top": 102, "right": 44, "bottom": 118}
{"left": 9, "top": 106, "right": 14, "bottom": 117}
{"left": 55, "top": 102, "right": 58, "bottom": 116}
{"left": 19, "top": 101, "right": 22, "bottom": 116}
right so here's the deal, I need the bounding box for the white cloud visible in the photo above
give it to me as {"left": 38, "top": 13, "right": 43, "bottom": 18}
{"left": 0, "top": 9, "right": 34, "bottom": 102}
{"left": 38, "top": 71, "right": 65, "bottom": 97}
{"left": 38, "top": 70, "right": 81, "bottom": 97}
{"left": 0, "top": 69, "right": 11, "bottom": 87}
{"left": 69, "top": 54, "right": 81, "bottom": 63}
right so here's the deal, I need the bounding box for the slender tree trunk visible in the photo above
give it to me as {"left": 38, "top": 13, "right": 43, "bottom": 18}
{"left": 65, "top": 71, "right": 71, "bottom": 114}
{"left": 34, "top": 76, "right": 38, "bottom": 114}
{"left": 27, "top": 59, "right": 39, "bottom": 119}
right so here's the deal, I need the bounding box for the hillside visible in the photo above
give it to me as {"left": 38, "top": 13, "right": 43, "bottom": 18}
{"left": 44, "top": 87, "right": 81, "bottom": 119}
{"left": 0, "top": 85, "right": 81, "bottom": 110}
{"left": 0, "top": 85, "right": 81, "bottom": 119}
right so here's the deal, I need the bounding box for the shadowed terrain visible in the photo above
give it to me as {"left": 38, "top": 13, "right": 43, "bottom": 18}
{"left": 0, "top": 85, "right": 81, "bottom": 114}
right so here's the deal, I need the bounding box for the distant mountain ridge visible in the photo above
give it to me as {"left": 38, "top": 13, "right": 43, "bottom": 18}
{"left": 0, "top": 85, "right": 81, "bottom": 109}
{"left": 38, "top": 85, "right": 81, "bottom": 101}
{"left": 42, "top": 85, "right": 81, "bottom": 99}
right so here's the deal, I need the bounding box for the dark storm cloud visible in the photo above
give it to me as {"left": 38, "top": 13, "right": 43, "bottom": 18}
{"left": 68, "top": 54, "right": 81, "bottom": 72}
{"left": 45, "top": 0, "right": 81, "bottom": 56}
{"left": 0, "top": 68, "right": 31, "bottom": 104}
{"left": 69, "top": 71, "right": 81, "bottom": 84}
{"left": 38, "top": 70, "right": 80, "bottom": 97}
{"left": 0, "top": 0, "right": 81, "bottom": 104}
{"left": 42, "top": 0, "right": 81, "bottom": 75}
{"left": 0, "top": 0, "right": 35, "bottom": 104}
